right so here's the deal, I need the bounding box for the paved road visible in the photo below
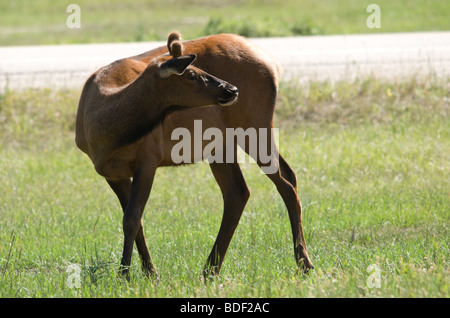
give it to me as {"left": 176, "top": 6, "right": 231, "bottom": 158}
{"left": 0, "top": 31, "right": 449, "bottom": 91}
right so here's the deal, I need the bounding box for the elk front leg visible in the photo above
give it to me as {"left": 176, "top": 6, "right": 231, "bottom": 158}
{"left": 114, "top": 164, "right": 158, "bottom": 280}
{"left": 107, "top": 178, "right": 158, "bottom": 278}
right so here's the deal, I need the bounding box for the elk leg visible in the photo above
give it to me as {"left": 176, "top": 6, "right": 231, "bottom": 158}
{"left": 264, "top": 153, "right": 313, "bottom": 273}
{"left": 203, "top": 161, "right": 250, "bottom": 278}
{"left": 106, "top": 178, "right": 158, "bottom": 278}
{"left": 110, "top": 164, "right": 157, "bottom": 279}
{"left": 106, "top": 178, "right": 132, "bottom": 212}
{"left": 245, "top": 130, "right": 313, "bottom": 273}
{"left": 278, "top": 154, "right": 298, "bottom": 192}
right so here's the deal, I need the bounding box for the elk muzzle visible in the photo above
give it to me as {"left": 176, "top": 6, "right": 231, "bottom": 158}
{"left": 218, "top": 84, "right": 239, "bottom": 106}
{"left": 202, "top": 74, "right": 239, "bottom": 107}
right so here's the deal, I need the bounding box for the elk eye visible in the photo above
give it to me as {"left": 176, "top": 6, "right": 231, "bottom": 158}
{"left": 187, "top": 71, "right": 197, "bottom": 81}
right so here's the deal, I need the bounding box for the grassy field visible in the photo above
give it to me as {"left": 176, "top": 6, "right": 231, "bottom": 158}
{"left": 0, "top": 75, "right": 448, "bottom": 298}
{"left": 0, "top": 0, "right": 449, "bottom": 45}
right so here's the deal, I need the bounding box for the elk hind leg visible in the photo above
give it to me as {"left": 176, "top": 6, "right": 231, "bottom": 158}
{"left": 203, "top": 161, "right": 250, "bottom": 278}
{"left": 246, "top": 131, "right": 313, "bottom": 273}
{"left": 268, "top": 153, "right": 313, "bottom": 272}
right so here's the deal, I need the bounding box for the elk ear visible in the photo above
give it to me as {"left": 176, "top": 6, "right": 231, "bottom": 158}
{"left": 158, "top": 54, "right": 197, "bottom": 79}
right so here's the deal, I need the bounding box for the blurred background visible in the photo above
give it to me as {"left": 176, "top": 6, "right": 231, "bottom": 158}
{"left": 1, "top": 0, "right": 449, "bottom": 46}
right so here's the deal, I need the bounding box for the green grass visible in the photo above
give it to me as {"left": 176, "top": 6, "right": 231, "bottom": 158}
{"left": 0, "top": 76, "right": 448, "bottom": 297}
{"left": 0, "top": 0, "right": 449, "bottom": 45}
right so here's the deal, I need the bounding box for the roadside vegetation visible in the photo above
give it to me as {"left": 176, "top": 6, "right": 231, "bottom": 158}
{"left": 1, "top": 0, "right": 449, "bottom": 45}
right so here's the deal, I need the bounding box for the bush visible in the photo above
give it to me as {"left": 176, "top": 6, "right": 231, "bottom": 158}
{"left": 203, "top": 16, "right": 321, "bottom": 37}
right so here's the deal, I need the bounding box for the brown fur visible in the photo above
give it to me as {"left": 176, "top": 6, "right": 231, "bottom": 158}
{"left": 75, "top": 32, "right": 313, "bottom": 279}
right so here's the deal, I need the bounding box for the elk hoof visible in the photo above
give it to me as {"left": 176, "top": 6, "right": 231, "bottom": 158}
{"left": 118, "top": 265, "right": 131, "bottom": 282}
{"left": 297, "top": 258, "right": 314, "bottom": 275}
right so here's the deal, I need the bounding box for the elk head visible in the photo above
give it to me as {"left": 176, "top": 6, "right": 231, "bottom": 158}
{"left": 153, "top": 32, "right": 239, "bottom": 108}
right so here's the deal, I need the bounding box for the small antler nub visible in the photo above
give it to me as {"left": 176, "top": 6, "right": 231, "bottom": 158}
{"left": 167, "top": 31, "right": 184, "bottom": 57}
{"left": 168, "top": 31, "right": 181, "bottom": 45}
{"left": 170, "top": 41, "right": 184, "bottom": 58}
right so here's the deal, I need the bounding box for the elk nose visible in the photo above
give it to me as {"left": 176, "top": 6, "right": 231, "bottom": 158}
{"left": 227, "top": 85, "right": 238, "bottom": 95}
{"left": 224, "top": 85, "right": 238, "bottom": 100}
{"left": 218, "top": 85, "right": 239, "bottom": 106}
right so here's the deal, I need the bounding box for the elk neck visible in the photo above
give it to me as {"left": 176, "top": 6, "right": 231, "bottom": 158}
{"left": 90, "top": 64, "right": 181, "bottom": 151}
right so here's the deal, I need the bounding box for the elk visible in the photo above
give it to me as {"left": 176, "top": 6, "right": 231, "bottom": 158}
{"left": 75, "top": 31, "right": 313, "bottom": 279}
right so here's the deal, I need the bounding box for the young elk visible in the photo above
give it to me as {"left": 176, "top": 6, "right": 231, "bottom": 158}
{"left": 75, "top": 32, "right": 313, "bottom": 279}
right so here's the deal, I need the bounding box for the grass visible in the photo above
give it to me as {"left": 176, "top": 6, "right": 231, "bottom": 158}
{"left": 0, "top": 0, "right": 449, "bottom": 45}
{"left": 0, "top": 75, "right": 448, "bottom": 298}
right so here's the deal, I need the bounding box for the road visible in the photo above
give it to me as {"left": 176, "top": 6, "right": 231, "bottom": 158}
{"left": 0, "top": 31, "right": 449, "bottom": 91}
